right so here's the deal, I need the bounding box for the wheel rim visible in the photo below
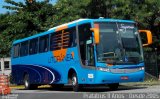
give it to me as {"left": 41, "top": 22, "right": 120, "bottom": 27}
{"left": 24, "top": 75, "right": 29, "bottom": 88}
{"left": 25, "top": 79, "right": 29, "bottom": 88}
{"left": 72, "top": 76, "right": 77, "bottom": 86}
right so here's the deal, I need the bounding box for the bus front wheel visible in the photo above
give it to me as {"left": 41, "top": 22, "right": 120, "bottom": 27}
{"left": 71, "top": 73, "right": 80, "bottom": 92}
{"left": 108, "top": 83, "right": 119, "bottom": 90}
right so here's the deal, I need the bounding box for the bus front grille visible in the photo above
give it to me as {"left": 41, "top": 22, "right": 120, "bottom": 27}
{"left": 110, "top": 68, "right": 141, "bottom": 73}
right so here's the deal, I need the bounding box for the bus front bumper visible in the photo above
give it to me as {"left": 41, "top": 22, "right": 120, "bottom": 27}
{"left": 94, "top": 70, "right": 145, "bottom": 84}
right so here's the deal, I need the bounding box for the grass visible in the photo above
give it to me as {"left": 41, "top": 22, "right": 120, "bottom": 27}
{"left": 10, "top": 85, "right": 24, "bottom": 89}
{"left": 9, "top": 85, "right": 51, "bottom": 89}
{"left": 123, "top": 72, "right": 160, "bottom": 87}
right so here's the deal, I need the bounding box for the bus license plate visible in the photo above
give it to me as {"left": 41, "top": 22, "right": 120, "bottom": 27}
{"left": 121, "top": 76, "right": 128, "bottom": 80}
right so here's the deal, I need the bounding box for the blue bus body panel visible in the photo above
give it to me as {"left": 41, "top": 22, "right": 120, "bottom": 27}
{"left": 12, "top": 47, "right": 80, "bottom": 84}
{"left": 12, "top": 18, "right": 134, "bottom": 45}
{"left": 11, "top": 18, "right": 144, "bottom": 85}
{"left": 95, "top": 70, "right": 144, "bottom": 84}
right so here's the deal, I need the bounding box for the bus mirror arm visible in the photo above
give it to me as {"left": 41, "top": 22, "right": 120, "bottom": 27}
{"left": 90, "top": 28, "right": 100, "bottom": 44}
{"left": 139, "top": 30, "right": 152, "bottom": 47}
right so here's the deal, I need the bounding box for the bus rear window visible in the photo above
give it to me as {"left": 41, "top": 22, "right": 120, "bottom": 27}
{"left": 20, "top": 41, "right": 29, "bottom": 57}
{"left": 13, "top": 44, "right": 20, "bottom": 58}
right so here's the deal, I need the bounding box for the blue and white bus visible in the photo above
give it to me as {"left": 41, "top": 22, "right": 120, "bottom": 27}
{"left": 11, "top": 18, "right": 152, "bottom": 91}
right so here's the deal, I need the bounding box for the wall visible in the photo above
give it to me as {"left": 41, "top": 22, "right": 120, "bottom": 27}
{"left": 0, "top": 58, "right": 11, "bottom": 75}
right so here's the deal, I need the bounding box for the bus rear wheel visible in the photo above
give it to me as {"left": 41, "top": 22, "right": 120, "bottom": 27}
{"left": 24, "top": 74, "right": 37, "bottom": 90}
{"left": 71, "top": 73, "right": 80, "bottom": 92}
{"left": 108, "top": 83, "right": 119, "bottom": 90}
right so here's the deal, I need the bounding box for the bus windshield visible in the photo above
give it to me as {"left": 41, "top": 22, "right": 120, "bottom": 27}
{"left": 95, "top": 22, "right": 143, "bottom": 64}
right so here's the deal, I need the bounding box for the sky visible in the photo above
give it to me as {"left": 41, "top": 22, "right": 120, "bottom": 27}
{"left": 0, "top": 0, "right": 56, "bottom": 14}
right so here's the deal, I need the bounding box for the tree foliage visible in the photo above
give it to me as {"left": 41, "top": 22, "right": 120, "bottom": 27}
{"left": 0, "top": 0, "right": 56, "bottom": 57}
{"left": 0, "top": 0, "right": 160, "bottom": 57}
{"left": 52, "top": 0, "right": 90, "bottom": 25}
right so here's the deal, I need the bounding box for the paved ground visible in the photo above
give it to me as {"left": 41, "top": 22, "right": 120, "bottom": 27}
{"left": 1, "top": 85, "right": 160, "bottom": 99}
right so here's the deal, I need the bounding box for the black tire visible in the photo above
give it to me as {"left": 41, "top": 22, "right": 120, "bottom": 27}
{"left": 71, "top": 73, "right": 80, "bottom": 92}
{"left": 108, "top": 83, "right": 119, "bottom": 90}
{"left": 24, "top": 74, "right": 30, "bottom": 89}
{"left": 24, "top": 74, "right": 37, "bottom": 90}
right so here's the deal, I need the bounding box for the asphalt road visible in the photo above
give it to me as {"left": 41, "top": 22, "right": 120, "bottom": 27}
{"left": 1, "top": 85, "right": 160, "bottom": 99}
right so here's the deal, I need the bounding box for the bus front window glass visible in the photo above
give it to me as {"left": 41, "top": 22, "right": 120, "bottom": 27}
{"left": 118, "top": 23, "right": 143, "bottom": 63}
{"left": 95, "top": 22, "right": 143, "bottom": 64}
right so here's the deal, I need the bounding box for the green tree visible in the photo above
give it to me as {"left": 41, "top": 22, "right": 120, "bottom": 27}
{"left": 0, "top": 0, "right": 56, "bottom": 57}
{"left": 1, "top": 0, "right": 160, "bottom": 57}
{"left": 87, "top": 0, "right": 160, "bottom": 48}
{"left": 52, "top": 0, "right": 90, "bottom": 25}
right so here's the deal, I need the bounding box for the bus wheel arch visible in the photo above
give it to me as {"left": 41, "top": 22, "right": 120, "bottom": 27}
{"left": 68, "top": 68, "right": 80, "bottom": 92}
{"left": 68, "top": 68, "right": 76, "bottom": 84}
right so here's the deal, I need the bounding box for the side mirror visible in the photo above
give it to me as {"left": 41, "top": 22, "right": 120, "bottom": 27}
{"left": 139, "top": 30, "right": 152, "bottom": 47}
{"left": 90, "top": 28, "right": 100, "bottom": 44}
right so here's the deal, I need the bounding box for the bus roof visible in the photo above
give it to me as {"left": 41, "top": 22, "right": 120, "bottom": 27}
{"left": 13, "top": 18, "right": 135, "bottom": 45}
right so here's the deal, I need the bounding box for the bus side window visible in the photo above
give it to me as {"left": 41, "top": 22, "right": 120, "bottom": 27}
{"left": 69, "top": 27, "right": 77, "bottom": 47}
{"left": 50, "top": 27, "right": 76, "bottom": 50}
{"left": 63, "top": 27, "right": 76, "bottom": 48}
{"left": 50, "top": 31, "right": 62, "bottom": 51}
{"left": 13, "top": 44, "right": 20, "bottom": 58}
{"left": 20, "top": 41, "right": 29, "bottom": 57}
{"left": 29, "top": 38, "right": 38, "bottom": 55}
{"left": 39, "top": 35, "right": 49, "bottom": 53}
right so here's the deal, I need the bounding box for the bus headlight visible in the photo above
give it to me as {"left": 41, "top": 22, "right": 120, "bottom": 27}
{"left": 139, "top": 67, "right": 145, "bottom": 70}
{"left": 97, "top": 67, "right": 110, "bottom": 72}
